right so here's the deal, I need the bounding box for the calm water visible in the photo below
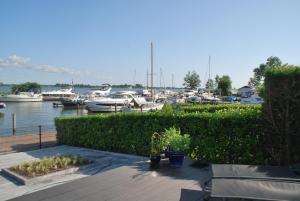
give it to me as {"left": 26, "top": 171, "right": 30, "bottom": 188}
{"left": 0, "top": 86, "right": 129, "bottom": 136}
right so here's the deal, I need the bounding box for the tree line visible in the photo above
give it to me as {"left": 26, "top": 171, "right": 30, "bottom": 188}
{"left": 182, "top": 56, "right": 288, "bottom": 97}
{"left": 183, "top": 71, "right": 232, "bottom": 96}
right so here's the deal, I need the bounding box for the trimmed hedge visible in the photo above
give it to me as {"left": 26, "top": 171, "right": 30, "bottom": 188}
{"left": 180, "top": 103, "right": 261, "bottom": 113}
{"left": 263, "top": 66, "right": 300, "bottom": 165}
{"left": 55, "top": 107, "right": 264, "bottom": 164}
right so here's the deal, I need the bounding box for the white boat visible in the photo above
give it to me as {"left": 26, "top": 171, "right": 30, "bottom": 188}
{"left": 122, "top": 95, "right": 164, "bottom": 112}
{"left": 0, "top": 92, "right": 42, "bottom": 102}
{"left": 182, "top": 89, "right": 198, "bottom": 97}
{"left": 85, "top": 91, "right": 135, "bottom": 112}
{"left": 84, "top": 84, "right": 112, "bottom": 99}
{"left": 86, "top": 91, "right": 164, "bottom": 113}
{"left": 42, "top": 88, "right": 77, "bottom": 101}
{"left": 241, "top": 95, "right": 263, "bottom": 104}
{"left": 0, "top": 102, "right": 6, "bottom": 109}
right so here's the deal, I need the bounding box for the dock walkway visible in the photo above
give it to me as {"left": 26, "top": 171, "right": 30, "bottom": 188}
{"left": 0, "top": 132, "right": 56, "bottom": 154}
{"left": 0, "top": 146, "right": 210, "bottom": 201}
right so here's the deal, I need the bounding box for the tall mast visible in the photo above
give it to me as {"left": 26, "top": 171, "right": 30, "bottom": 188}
{"left": 151, "top": 42, "right": 154, "bottom": 99}
{"left": 208, "top": 56, "right": 211, "bottom": 96}
{"left": 160, "top": 68, "right": 162, "bottom": 89}
{"left": 133, "top": 69, "right": 136, "bottom": 87}
{"left": 172, "top": 73, "right": 174, "bottom": 89}
{"left": 146, "top": 69, "right": 149, "bottom": 89}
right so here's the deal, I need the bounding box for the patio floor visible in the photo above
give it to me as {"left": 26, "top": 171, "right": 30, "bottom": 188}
{"left": 0, "top": 146, "right": 210, "bottom": 201}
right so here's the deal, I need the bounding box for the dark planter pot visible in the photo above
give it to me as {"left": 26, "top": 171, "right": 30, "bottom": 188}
{"left": 150, "top": 155, "right": 161, "bottom": 165}
{"left": 169, "top": 152, "right": 185, "bottom": 168}
{"left": 164, "top": 148, "right": 174, "bottom": 158}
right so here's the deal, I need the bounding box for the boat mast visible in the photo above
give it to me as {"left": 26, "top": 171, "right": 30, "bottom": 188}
{"left": 172, "top": 73, "right": 174, "bottom": 89}
{"left": 208, "top": 56, "right": 211, "bottom": 96}
{"left": 160, "top": 68, "right": 162, "bottom": 90}
{"left": 151, "top": 42, "right": 154, "bottom": 99}
{"left": 146, "top": 69, "right": 149, "bottom": 89}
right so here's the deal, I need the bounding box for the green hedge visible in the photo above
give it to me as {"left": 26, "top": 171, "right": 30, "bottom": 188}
{"left": 55, "top": 107, "right": 265, "bottom": 164}
{"left": 180, "top": 103, "right": 261, "bottom": 113}
{"left": 263, "top": 66, "right": 300, "bottom": 165}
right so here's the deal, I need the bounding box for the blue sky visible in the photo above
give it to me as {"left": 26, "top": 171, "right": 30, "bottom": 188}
{"left": 0, "top": 0, "right": 299, "bottom": 88}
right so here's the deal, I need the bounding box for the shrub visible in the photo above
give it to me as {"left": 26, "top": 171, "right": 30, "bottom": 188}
{"left": 161, "top": 127, "right": 191, "bottom": 153}
{"left": 150, "top": 132, "right": 162, "bottom": 155}
{"left": 55, "top": 108, "right": 265, "bottom": 164}
{"left": 180, "top": 103, "right": 261, "bottom": 113}
{"left": 161, "top": 102, "right": 174, "bottom": 113}
{"left": 263, "top": 66, "right": 300, "bottom": 165}
{"left": 10, "top": 155, "right": 90, "bottom": 178}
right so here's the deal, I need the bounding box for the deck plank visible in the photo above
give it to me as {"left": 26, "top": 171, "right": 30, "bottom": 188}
{"left": 9, "top": 158, "right": 209, "bottom": 201}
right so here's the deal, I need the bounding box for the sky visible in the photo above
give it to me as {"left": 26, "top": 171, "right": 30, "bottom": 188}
{"left": 0, "top": 0, "right": 299, "bottom": 88}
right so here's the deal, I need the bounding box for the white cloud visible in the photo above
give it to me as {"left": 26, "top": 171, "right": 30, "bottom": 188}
{"left": 0, "top": 54, "right": 81, "bottom": 76}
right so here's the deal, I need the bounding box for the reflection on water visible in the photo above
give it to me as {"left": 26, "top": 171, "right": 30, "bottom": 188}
{"left": 0, "top": 102, "right": 88, "bottom": 136}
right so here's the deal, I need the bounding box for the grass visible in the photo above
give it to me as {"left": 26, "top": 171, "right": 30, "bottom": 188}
{"left": 9, "top": 155, "right": 91, "bottom": 178}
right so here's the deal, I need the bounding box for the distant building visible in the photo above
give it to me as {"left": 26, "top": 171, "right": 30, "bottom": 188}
{"left": 230, "top": 89, "right": 238, "bottom": 95}
{"left": 238, "top": 86, "right": 255, "bottom": 97}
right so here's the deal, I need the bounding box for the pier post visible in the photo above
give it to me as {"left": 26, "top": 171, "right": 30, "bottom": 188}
{"left": 12, "top": 113, "right": 16, "bottom": 135}
{"left": 115, "top": 103, "right": 117, "bottom": 113}
{"left": 77, "top": 104, "right": 79, "bottom": 116}
{"left": 39, "top": 125, "right": 42, "bottom": 149}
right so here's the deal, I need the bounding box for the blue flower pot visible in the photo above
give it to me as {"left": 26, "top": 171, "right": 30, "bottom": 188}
{"left": 164, "top": 148, "right": 174, "bottom": 158}
{"left": 150, "top": 155, "right": 161, "bottom": 165}
{"left": 169, "top": 152, "right": 185, "bottom": 168}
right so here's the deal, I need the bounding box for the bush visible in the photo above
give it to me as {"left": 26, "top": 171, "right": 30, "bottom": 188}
{"left": 180, "top": 103, "right": 261, "bottom": 113}
{"left": 263, "top": 66, "right": 300, "bottom": 165}
{"left": 161, "top": 102, "right": 174, "bottom": 113}
{"left": 10, "top": 155, "right": 90, "bottom": 178}
{"left": 55, "top": 107, "right": 265, "bottom": 164}
{"left": 161, "top": 127, "right": 191, "bottom": 153}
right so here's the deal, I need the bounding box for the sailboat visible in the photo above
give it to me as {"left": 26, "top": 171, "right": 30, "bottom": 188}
{"left": 201, "top": 56, "right": 221, "bottom": 104}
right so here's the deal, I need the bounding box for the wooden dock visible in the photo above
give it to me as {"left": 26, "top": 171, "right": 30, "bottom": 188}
{"left": 0, "top": 132, "right": 57, "bottom": 154}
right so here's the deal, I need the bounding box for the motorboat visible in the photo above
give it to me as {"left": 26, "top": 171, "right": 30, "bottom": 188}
{"left": 186, "top": 96, "right": 201, "bottom": 104}
{"left": 201, "top": 93, "right": 222, "bottom": 104}
{"left": 60, "top": 96, "right": 85, "bottom": 107}
{"left": 241, "top": 95, "right": 263, "bottom": 104}
{"left": 0, "top": 92, "right": 42, "bottom": 102}
{"left": 0, "top": 102, "right": 6, "bottom": 109}
{"left": 84, "top": 84, "right": 112, "bottom": 99}
{"left": 42, "top": 88, "right": 77, "bottom": 101}
{"left": 182, "top": 89, "right": 198, "bottom": 97}
{"left": 85, "top": 91, "right": 136, "bottom": 112}
{"left": 122, "top": 96, "right": 164, "bottom": 112}
{"left": 86, "top": 91, "right": 164, "bottom": 113}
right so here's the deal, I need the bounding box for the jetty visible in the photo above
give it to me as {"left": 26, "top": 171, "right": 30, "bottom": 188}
{"left": 0, "top": 132, "right": 56, "bottom": 154}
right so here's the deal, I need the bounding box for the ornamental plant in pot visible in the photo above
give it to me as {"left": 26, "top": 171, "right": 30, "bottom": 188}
{"left": 162, "top": 127, "right": 191, "bottom": 168}
{"left": 150, "top": 132, "right": 162, "bottom": 165}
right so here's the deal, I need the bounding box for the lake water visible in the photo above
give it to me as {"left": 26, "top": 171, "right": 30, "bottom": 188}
{"left": 0, "top": 86, "right": 131, "bottom": 136}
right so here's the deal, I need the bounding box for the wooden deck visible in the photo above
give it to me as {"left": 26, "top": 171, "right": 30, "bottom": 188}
{"left": 0, "top": 132, "right": 57, "bottom": 154}
{"left": 8, "top": 154, "right": 210, "bottom": 201}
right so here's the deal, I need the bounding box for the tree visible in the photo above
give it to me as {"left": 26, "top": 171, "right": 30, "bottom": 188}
{"left": 183, "top": 71, "right": 201, "bottom": 89}
{"left": 205, "top": 79, "right": 214, "bottom": 90}
{"left": 11, "top": 82, "right": 41, "bottom": 94}
{"left": 248, "top": 56, "right": 282, "bottom": 88}
{"left": 214, "top": 75, "right": 220, "bottom": 88}
{"left": 217, "top": 75, "right": 232, "bottom": 96}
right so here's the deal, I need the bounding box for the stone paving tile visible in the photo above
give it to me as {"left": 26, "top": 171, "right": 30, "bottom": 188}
{"left": 0, "top": 145, "right": 146, "bottom": 201}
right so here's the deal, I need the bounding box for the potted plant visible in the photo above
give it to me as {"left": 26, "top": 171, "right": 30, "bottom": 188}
{"left": 162, "top": 127, "right": 191, "bottom": 168}
{"left": 150, "top": 132, "right": 162, "bottom": 165}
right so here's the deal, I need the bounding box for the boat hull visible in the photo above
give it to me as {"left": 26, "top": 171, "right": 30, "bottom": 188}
{"left": 0, "top": 97, "right": 42, "bottom": 102}
{"left": 86, "top": 103, "right": 124, "bottom": 112}
{"left": 43, "top": 95, "right": 77, "bottom": 101}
